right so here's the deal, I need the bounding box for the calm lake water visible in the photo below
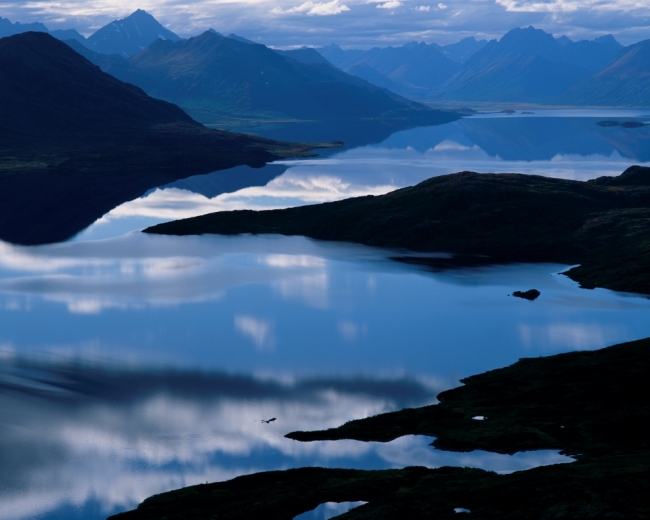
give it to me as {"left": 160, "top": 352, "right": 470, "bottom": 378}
{"left": 1, "top": 110, "right": 650, "bottom": 520}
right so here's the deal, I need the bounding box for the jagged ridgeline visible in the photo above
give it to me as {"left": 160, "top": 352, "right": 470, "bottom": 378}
{"left": 64, "top": 30, "right": 459, "bottom": 126}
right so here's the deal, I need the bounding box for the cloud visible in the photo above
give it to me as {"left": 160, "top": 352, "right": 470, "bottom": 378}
{"left": 271, "top": 0, "right": 351, "bottom": 16}
{"left": 0, "top": 0, "right": 649, "bottom": 48}
{"left": 375, "top": 0, "right": 402, "bottom": 9}
{"left": 495, "top": 0, "right": 649, "bottom": 13}
{"left": 234, "top": 315, "right": 276, "bottom": 350}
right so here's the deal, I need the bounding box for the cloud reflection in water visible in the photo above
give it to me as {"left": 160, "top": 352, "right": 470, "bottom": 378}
{"left": 0, "top": 358, "right": 571, "bottom": 520}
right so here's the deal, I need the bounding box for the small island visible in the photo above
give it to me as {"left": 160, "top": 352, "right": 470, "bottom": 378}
{"left": 512, "top": 289, "right": 540, "bottom": 300}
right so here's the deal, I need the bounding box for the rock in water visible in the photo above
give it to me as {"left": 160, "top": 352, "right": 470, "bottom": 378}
{"left": 512, "top": 289, "right": 540, "bottom": 300}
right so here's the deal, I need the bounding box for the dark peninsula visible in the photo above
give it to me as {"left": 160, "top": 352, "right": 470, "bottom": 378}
{"left": 109, "top": 336, "right": 650, "bottom": 519}
{"left": 145, "top": 166, "right": 650, "bottom": 295}
{"left": 0, "top": 32, "right": 325, "bottom": 245}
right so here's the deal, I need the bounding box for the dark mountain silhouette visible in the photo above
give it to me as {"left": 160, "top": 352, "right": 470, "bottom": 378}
{"left": 85, "top": 9, "right": 181, "bottom": 57}
{"left": 69, "top": 30, "right": 458, "bottom": 125}
{"left": 558, "top": 39, "right": 650, "bottom": 107}
{"left": 435, "top": 26, "right": 623, "bottom": 103}
{"left": 0, "top": 32, "right": 317, "bottom": 245}
{"left": 0, "top": 32, "right": 193, "bottom": 136}
{"left": 0, "top": 17, "right": 47, "bottom": 37}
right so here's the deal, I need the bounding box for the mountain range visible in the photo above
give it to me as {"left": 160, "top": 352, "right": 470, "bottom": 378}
{"left": 0, "top": 10, "right": 181, "bottom": 57}
{"left": 318, "top": 26, "right": 629, "bottom": 104}
{"left": 2, "top": 10, "right": 649, "bottom": 109}
{"left": 433, "top": 26, "right": 624, "bottom": 103}
{"left": 559, "top": 39, "right": 650, "bottom": 107}
{"left": 65, "top": 29, "right": 457, "bottom": 126}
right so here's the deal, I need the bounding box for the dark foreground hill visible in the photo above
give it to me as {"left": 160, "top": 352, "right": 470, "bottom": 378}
{"left": 110, "top": 336, "right": 650, "bottom": 519}
{"left": 146, "top": 166, "right": 650, "bottom": 295}
{"left": 0, "top": 32, "right": 320, "bottom": 244}
{"left": 67, "top": 31, "right": 458, "bottom": 126}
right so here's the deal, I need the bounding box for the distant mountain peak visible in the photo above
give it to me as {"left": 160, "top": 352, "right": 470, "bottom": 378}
{"left": 501, "top": 25, "right": 555, "bottom": 43}
{"left": 86, "top": 9, "right": 181, "bottom": 57}
{"left": 593, "top": 34, "right": 622, "bottom": 48}
{"left": 555, "top": 35, "right": 573, "bottom": 46}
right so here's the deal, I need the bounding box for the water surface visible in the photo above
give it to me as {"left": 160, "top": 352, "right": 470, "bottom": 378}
{"left": 2, "top": 109, "right": 649, "bottom": 520}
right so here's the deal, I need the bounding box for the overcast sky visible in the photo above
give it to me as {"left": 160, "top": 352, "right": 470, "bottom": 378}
{"left": 1, "top": 0, "right": 649, "bottom": 47}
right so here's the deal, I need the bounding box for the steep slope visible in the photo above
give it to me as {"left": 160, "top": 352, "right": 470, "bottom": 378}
{"left": 436, "top": 26, "right": 622, "bottom": 103}
{"left": 558, "top": 39, "right": 650, "bottom": 107}
{"left": 0, "top": 32, "right": 317, "bottom": 245}
{"left": 275, "top": 47, "right": 331, "bottom": 65}
{"left": 561, "top": 34, "right": 623, "bottom": 72}
{"left": 345, "top": 62, "right": 402, "bottom": 92}
{"left": 345, "top": 42, "right": 460, "bottom": 90}
{"left": 439, "top": 52, "right": 592, "bottom": 102}
{"left": 317, "top": 44, "right": 366, "bottom": 69}
{"left": 317, "top": 41, "right": 460, "bottom": 97}
{"left": 74, "top": 31, "right": 457, "bottom": 124}
{"left": 0, "top": 32, "right": 194, "bottom": 137}
{"left": 439, "top": 37, "right": 488, "bottom": 63}
{"left": 85, "top": 9, "right": 181, "bottom": 57}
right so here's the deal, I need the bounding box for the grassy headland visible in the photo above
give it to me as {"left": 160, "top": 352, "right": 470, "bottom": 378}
{"left": 146, "top": 166, "right": 650, "bottom": 295}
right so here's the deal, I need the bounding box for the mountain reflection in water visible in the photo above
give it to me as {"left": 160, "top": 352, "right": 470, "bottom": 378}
{"left": 80, "top": 109, "right": 650, "bottom": 242}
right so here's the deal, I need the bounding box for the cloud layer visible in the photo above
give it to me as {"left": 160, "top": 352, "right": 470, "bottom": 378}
{"left": 0, "top": 0, "right": 648, "bottom": 50}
